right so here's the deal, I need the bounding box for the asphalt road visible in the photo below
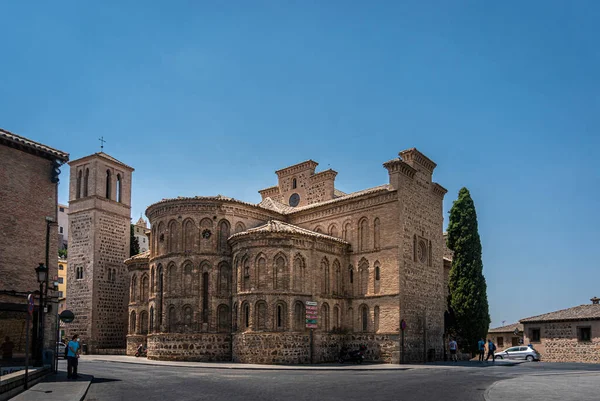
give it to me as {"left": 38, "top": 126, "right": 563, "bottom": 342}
{"left": 70, "top": 360, "right": 600, "bottom": 401}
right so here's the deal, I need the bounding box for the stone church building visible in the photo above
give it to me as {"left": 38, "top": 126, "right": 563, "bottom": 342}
{"left": 126, "top": 148, "right": 448, "bottom": 364}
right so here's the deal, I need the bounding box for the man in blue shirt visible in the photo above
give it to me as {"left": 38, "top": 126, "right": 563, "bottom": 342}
{"left": 477, "top": 338, "right": 485, "bottom": 362}
{"left": 67, "top": 334, "right": 81, "bottom": 379}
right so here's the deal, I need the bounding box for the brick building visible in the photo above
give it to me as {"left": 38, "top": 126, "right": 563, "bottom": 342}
{"left": 127, "top": 148, "right": 448, "bottom": 364}
{"left": 0, "top": 128, "right": 68, "bottom": 366}
{"left": 66, "top": 152, "right": 134, "bottom": 352}
{"left": 520, "top": 297, "right": 600, "bottom": 363}
{"left": 487, "top": 322, "right": 523, "bottom": 350}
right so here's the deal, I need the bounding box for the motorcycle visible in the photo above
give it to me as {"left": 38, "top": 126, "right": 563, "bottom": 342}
{"left": 338, "top": 344, "right": 367, "bottom": 364}
{"left": 135, "top": 344, "right": 147, "bottom": 357}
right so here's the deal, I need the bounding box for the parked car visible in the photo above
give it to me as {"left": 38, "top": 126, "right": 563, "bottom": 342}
{"left": 57, "top": 342, "right": 66, "bottom": 358}
{"left": 495, "top": 345, "right": 541, "bottom": 361}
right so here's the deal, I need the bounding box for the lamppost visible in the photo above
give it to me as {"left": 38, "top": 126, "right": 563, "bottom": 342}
{"left": 35, "top": 262, "right": 48, "bottom": 366}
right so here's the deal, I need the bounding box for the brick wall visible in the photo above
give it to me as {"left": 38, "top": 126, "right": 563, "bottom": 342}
{"left": 523, "top": 321, "right": 600, "bottom": 363}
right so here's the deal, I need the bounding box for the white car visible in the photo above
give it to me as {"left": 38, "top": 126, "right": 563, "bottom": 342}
{"left": 57, "top": 342, "right": 66, "bottom": 358}
{"left": 495, "top": 345, "right": 541, "bottom": 361}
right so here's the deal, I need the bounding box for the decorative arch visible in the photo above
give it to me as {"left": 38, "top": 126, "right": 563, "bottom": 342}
{"left": 141, "top": 274, "right": 149, "bottom": 302}
{"left": 129, "top": 311, "right": 136, "bottom": 333}
{"left": 116, "top": 173, "right": 122, "bottom": 203}
{"left": 217, "top": 304, "right": 230, "bottom": 332}
{"left": 234, "top": 221, "right": 246, "bottom": 234}
{"left": 199, "top": 218, "right": 213, "bottom": 252}
{"left": 294, "top": 301, "right": 305, "bottom": 331}
{"left": 149, "top": 305, "right": 155, "bottom": 333}
{"left": 167, "top": 262, "right": 177, "bottom": 294}
{"left": 360, "top": 304, "right": 369, "bottom": 332}
{"left": 218, "top": 261, "right": 230, "bottom": 295}
{"left": 348, "top": 265, "right": 354, "bottom": 296}
{"left": 130, "top": 275, "right": 137, "bottom": 302}
{"left": 292, "top": 253, "right": 306, "bottom": 292}
{"left": 242, "top": 255, "right": 251, "bottom": 291}
{"left": 202, "top": 271, "right": 209, "bottom": 323}
{"left": 168, "top": 305, "right": 177, "bottom": 332}
{"left": 105, "top": 169, "right": 112, "bottom": 199}
{"left": 321, "top": 257, "right": 330, "bottom": 295}
{"left": 333, "top": 305, "right": 341, "bottom": 329}
{"left": 168, "top": 220, "right": 179, "bottom": 253}
{"left": 255, "top": 253, "right": 268, "bottom": 289}
{"left": 273, "top": 252, "right": 288, "bottom": 290}
{"left": 157, "top": 222, "right": 166, "bottom": 255}
{"left": 139, "top": 310, "right": 148, "bottom": 335}
{"left": 373, "top": 217, "right": 381, "bottom": 249}
{"left": 150, "top": 266, "right": 155, "bottom": 294}
{"left": 328, "top": 224, "right": 339, "bottom": 238}
{"left": 84, "top": 168, "right": 89, "bottom": 197}
{"left": 374, "top": 305, "right": 380, "bottom": 332}
{"left": 314, "top": 226, "right": 324, "bottom": 234}
{"left": 292, "top": 177, "right": 297, "bottom": 189}
{"left": 374, "top": 260, "right": 381, "bottom": 294}
{"left": 333, "top": 259, "right": 341, "bottom": 295}
{"left": 347, "top": 307, "right": 354, "bottom": 331}
{"left": 358, "top": 217, "right": 369, "bottom": 252}
{"left": 183, "top": 262, "right": 193, "bottom": 296}
{"left": 217, "top": 219, "right": 230, "bottom": 254}
{"left": 254, "top": 301, "right": 268, "bottom": 331}
{"left": 342, "top": 221, "right": 352, "bottom": 242}
{"left": 183, "top": 304, "right": 194, "bottom": 327}
{"left": 241, "top": 301, "right": 250, "bottom": 329}
{"left": 76, "top": 170, "right": 82, "bottom": 199}
{"left": 182, "top": 219, "right": 196, "bottom": 252}
{"left": 321, "top": 302, "right": 330, "bottom": 331}
{"left": 358, "top": 258, "right": 369, "bottom": 295}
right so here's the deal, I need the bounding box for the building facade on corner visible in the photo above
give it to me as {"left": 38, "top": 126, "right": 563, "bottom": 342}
{"left": 133, "top": 216, "right": 149, "bottom": 253}
{"left": 126, "top": 148, "right": 448, "bottom": 364}
{"left": 0, "top": 128, "right": 68, "bottom": 365}
{"left": 66, "top": 152, "right": 134, "bottom": 352}
{"left": 520, "top": 297, "right": 600, "bottom": 363}
{"left": 487, "top": 323, "right": 523, "bottom": 349}
{"left": 57, "top": 203, "right": 69, "bottom": 250}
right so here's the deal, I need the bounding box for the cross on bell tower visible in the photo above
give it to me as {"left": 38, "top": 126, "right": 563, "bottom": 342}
{"left": 99, "top": 136, "right": 106, "bottom": 151}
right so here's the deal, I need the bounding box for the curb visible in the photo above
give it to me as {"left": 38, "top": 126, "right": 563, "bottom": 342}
{"left": 87, "top": 358, "right": 413, "bottom": 372}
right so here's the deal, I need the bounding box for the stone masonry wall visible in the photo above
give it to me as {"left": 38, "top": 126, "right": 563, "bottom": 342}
{"left": 126, "top": 334, "right": 147, "bottom": 356}
{"left": 0, "top": 144, "right": 60, "bottom": 352}
{"left": 233, "top": 332, "right": 309, "bottom": 364}
{"left": 523, "top": 321, "right": 600, "bottom": 363}
{"left": 148, "top": 333, "right": 231, "bottom": 361}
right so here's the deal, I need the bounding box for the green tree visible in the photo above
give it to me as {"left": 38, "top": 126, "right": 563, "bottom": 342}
{"left": 58, "top": 248, "right": 67, "bottom": 259}
{"left": 130, "top": 224, "right": 140, "bottom": 257}
{"left": 447, "top": 187, "right": 490, "bottom": 354}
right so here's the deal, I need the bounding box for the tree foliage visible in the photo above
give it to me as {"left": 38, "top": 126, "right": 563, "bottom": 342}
{"left": 130, "top": 224, "right": 140, "bottom": 257}
{"left": 447, "top": 187, "right": 490, "bottom": 354}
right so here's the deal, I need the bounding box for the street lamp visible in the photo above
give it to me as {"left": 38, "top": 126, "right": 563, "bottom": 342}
{"left": 35, "top": 263, "right": 48, "bottom": 366}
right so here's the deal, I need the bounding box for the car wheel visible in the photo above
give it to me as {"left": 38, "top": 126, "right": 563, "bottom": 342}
{"left": 526, "top": 355, "right": 534, "bottom": 362}
{"left": 496, "top": 355, "right": 503, "bottom": 360}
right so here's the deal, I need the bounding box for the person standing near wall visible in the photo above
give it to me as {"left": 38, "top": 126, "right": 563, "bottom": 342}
{"left": 477, "top": 338, "right": 485, "bottom": 362}
{"left": 485, "top": 339, "right": 496, "bottom": 362}
{"left": 66, "top": 334, "right": 81, "bottom": 379}
{"left": 448, "top": 338, "right": 458, "bottom": 362}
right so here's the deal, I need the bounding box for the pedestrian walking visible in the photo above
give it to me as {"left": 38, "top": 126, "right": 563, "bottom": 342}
{"left": 448, "top": 338, "right": 458, "bottom": 362}
{"left": 485, "top": 339, "right": 496, "bottom": 362}
{"left": 477, "top": 338, "right": 485, "bottom": 362}
{"left": 67, "top": 334, "right": 81, "bottom": 379}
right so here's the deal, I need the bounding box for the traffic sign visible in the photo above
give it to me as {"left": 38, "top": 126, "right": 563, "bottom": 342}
{"left": 400, "top": 319, "right": 407, "bottom": 331}
{"left": 27, "top": 294, "right": 34, "bottom": 316}
{"left": 306, "top": 323, "right": 317, "bottom": 329}
{"left": 306, "top": 301, "right": 317, "bottom": 306}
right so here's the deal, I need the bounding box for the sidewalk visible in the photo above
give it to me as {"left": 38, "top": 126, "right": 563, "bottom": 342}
{"left": 484, "top": 371, "right": 600, "bottom": 401}
{"left": 80, "top": 354, "right": 522, "bottom": 371}
{"left": 9, "top": 370, "right": 92, "bottom": 401}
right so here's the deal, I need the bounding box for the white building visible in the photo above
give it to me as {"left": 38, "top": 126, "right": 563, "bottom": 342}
{"left": 134, "top": 216, "right": 149, "bottom": 253}
{"left": 58, "top": 203, "right": 68, "bottom": 249}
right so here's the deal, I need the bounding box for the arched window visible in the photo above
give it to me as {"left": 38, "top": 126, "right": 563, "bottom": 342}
{"left": 235, "top": 222, "right": 246, "bottom": 234}
{"left": 314, "top": 226, "right": 323, "bottom": 234}
{"left": 373, "top": 218, "right": 380, "bottom": 249}
{"left": 321, "top": 303, "right": 330, "bottom": 331}
{"left": 255, "top": 301, "right": 267, "bottom": 331}
{"left": 360, "top": 305, "right": 369, "bottom": 332}
{"left": 218, "top": 304, "right": 230, "bottom": 332}
{"left": 105, "top": 169, "right": 112, "bottom": 199}
{"left": 168, "top": 306, "right": 176, "bottom": 332}
{"left": 275, "top": 302, "right": 286, "bottom": 331}
{"left": 218, "top": 220, "right": 230, "bottom": 253}
{"left": 374, "top": 306, "right": 380, "bottom": 332}
{"left": 202, "top": 272, "right": 209, "bottom": 323}
{"left": 292, "top": 178, "right": 297, "bottom": 189}
{"left": 349, "top": 266, "right": 354, "bottom": 284}
{"left": 347, "top": 307, "right": 354, "bottom": 330}
{"left": 329, "top": 224, "right": 338, "bottom": 238}
{"left": 358, "top": 218, "right": 369, "bottom": 251}
{"left": 233, "top": 302, "right": 238, "bottom": 331}
{"left": 130, "top": 311, "right": 136, "bottom": 333}
{"left": 76, "top": 170, "right": 82, "bottom": 199}
{"left": 294, "top": 301, "right": 305, "bottom": 331}
{"left": 149, "top": 306, "right": 155, "bottom": 333}
{"left": 130, "top": 275, "right": 137, "bottom": 302}
{"left": 83, "top": 168, "right": 89, "bottom": 197}
{"left": 150, "top": 267, "right": 155, "bottom": 294}
{"left": 375, "top": 264, "right": 380, "bottom": 280}
{"left": 116, "top": 174, "right": 122, "bottom": 203}
{"left": 343, "top": 222, "right": 351, "bottom": 242}
{"left": 242, "top": 256, "right": 250, "bottom": 291}
{"left": 140, "top": 311, "right": 148, "bottom": 335}
{"left": 374, "top": 261, "right": 381, "bottom": 294}
{"left": 183, "top": 263, "right": 193, "bottom": 296}
{"left": 243, "top": 302, "right": 250, "bottom": 329}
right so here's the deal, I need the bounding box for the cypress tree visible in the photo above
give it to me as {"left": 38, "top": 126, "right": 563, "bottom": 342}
{"left": 447, "top": 187, "right": 490, "bottom": 354}
{"left": 130, "top": 224, "right": 140, "bottom": 257}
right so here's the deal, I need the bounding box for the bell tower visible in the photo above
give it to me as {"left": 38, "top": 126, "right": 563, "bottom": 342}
{"left": 66, "top": 152, "right": 134, "bottom": 351}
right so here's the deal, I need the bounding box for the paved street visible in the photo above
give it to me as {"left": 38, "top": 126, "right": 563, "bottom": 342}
{"left": 49, "top": 358, "right": 600, "bottom": 401}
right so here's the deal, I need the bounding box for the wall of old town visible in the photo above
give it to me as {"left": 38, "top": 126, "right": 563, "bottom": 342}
{"left": 523, "top": 320, "right": 600, "bottom": 363}
{"left": 147, "top": 333, "right": 231, "bottom": 361}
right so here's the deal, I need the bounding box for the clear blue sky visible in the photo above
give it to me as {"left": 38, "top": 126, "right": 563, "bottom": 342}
{"left": 1, "top": 1, "right": 598, "bottom": 328}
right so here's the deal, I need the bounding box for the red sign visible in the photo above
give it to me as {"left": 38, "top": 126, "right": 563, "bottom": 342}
{"left": 305, "top": 306, "right": 318, "bottom": 311}
{"left": 306, "top": 323, "right": 317, "bottom": 329}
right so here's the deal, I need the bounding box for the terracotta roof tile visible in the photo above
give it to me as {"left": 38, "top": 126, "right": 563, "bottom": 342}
{"left": 229, "top": 220, "right": 349, "bottom": 245}
{"left": 488, "top": 323, "right": 523, "bottom": 333}
{"left": 520, "top": 304, "right": 600, "bottom": 323}
{"left": 0, "top": 128, "right": 69, "bottom": 161}
{"left": 124, "top": 250, "right": 150, "bottom": 263}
